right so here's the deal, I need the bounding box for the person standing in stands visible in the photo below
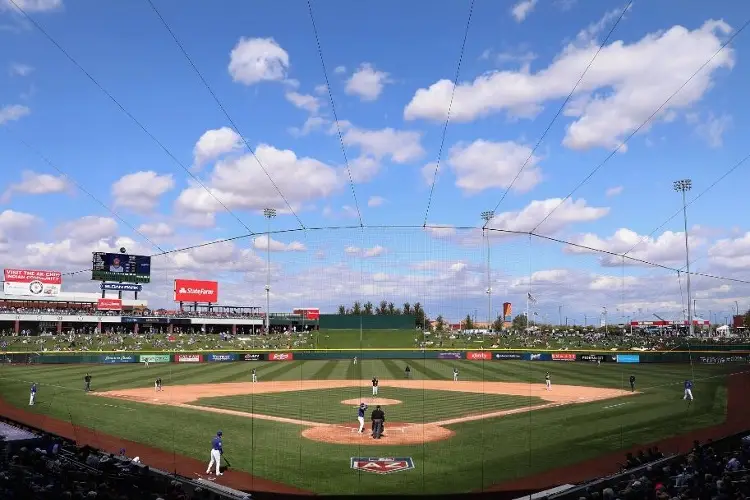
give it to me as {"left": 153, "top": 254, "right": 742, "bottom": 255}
{"left": 29, "top": 382, "right": 37, "bottom": 405}
{"left": 84, "top": 373, "right": 92, "bottom": 392}
{"left": 206, "top": 430, "right": 224, "bottom": 476}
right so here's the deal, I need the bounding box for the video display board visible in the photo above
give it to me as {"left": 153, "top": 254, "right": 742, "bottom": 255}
{"left": 92, "top": 252, "right": 151, "bottom": 284}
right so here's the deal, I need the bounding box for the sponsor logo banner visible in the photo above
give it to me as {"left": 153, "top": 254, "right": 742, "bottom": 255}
{"left": 466, "top": 351, "right": 492, "bottom": 361}
{"left": 101, "top": 282, "right": 143, "bottom": 292}
{"left": 578, "top": 354, "right": 608, "bottom": 363}
{"left": 494, "top": 353, "right": 522, "bottom": 360}
{"left": 175, "top": 354, "right": 203, "bottom": 363}
{"left": 174, "top": 279, "right": 219, "bottom": 303}
{"left": 97, "top": 298, "right": 122, "bottom": 311}
{"left": 139, "top": 354, "right": 170, "bottom": 363}
{"left": 616, "top": 354, "right": 640, "bottom": 364}
{"left": 437, "top": 352, "right": 462, "bottom": 360}
{"left": 269, "top": 352, "right": 293, "bottom": 361}
{"left": 3, "top": 268, "right": 62, "bottom": 297}
{"left": 697, "top": 355, "right": 749, "bottom": 364}
{"left": 101, "top": 354, "right": 137, "bottom": 364}
{"left": 207, "top": 353, "right": 238, "bottom": 362}
{"left": 242, "top": 353, "right": 265, "bottom": 361}
{"left": 551, "top": 353, "right": 576, "bottom": 362}
{"left": 350, "top": 457, "right": 415, "bottom": 475}
{"left": 524, "top": 353, "right": 552, "bottom": 361}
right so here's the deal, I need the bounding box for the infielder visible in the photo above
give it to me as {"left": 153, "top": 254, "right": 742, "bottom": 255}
{"left": 545, "top": 372, "right": 551, "bottom": 391}
{"left": 206, "top": 430, "right": 224, "bottom": 476}
{"left": 683, "top": 379, "right": 694, "bottom": 402}
{"left": 629, "top": 375, "right": 636, "bottom": 392}
{"left": 372, "top": 376, "right": 379, "bottom": 396}
{"left": 252, "top": 368, "right": 257, "bottom": 383}
{"left": 357, "top": 403, "right": 368, "bottom": 433}
{"left": 453, "top": 367, "right": 459, "bottom": 381}
{"left": 29, "top": 382, "right": 37, "bottom": 406}
{"left": 353, "top": 356, "right": 357, "bottom": 365}
{"left": 154, "top": 377, "right": 162, "bottom": 392}
{"left": 84, "top": 373, "right": 92, "bottom": 392}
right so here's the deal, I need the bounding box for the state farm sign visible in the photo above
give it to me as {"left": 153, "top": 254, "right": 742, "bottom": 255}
{"left": 269, "top": 352, "right": 293, "bottom": 361}
{"left": 174, "top": 279, "right": 219, "bottom": 303}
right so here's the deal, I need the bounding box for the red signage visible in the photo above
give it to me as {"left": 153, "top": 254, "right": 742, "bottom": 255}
{"left": 466, "top": 351, "right": 492, "bottom": 361}
{"left": 175, "top": 354, "right": 203, "bottom": 363}
{"left": 3, "top": 269, "right": 62, "bottom": 296}
{"left": 552, "top": 353, "right": 576, "bottom": 361}
{"left": 97, "top": 298, "right": 122, "bottom": 311}
{"left": 293, "top": 308, "right": 320, "bottom": 320}
{"left": 269, "top": 352, "right": 294, "bottom": 361}
{"left": 174, "top": 279, "right": 219, "bottom": 303}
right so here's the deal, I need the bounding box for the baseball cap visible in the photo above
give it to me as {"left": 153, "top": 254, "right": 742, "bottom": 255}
{"left": 217, "top": 430, "right": 223, "bottom": 436}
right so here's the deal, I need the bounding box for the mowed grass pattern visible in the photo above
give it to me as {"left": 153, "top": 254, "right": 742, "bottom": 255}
{"left": 0, "top": 359, "right": 743, "bottom": 495}
{"left": 194, "top": 387, "right": 545, "bottom": 423}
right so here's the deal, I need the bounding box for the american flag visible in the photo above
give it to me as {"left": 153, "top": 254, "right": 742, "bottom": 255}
{"left": 527, "top": 292, "right": 537, "bottom": 305}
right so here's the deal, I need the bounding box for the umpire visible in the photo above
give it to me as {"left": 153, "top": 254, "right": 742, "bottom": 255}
{"left": 371, "top": 405, "right": 385, "bottom": 439}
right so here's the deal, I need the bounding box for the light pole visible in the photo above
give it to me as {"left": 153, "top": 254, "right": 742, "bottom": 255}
{"left": 558, "top": 305, "right": 563, "bottom": 327}
{"left": 481, "top": 211, "right": 494, "bottom": 331}
{"left": 735, "top": 301, "right": 740, "bottom": 317}
{"left": 602, "top": 306, "right": 608, "bottom": 334}
{"left": 263, "top": 208, "right": 277, "bottom": 333}
{"left": 674, "top": 179, "right": 693, "bottom": 337}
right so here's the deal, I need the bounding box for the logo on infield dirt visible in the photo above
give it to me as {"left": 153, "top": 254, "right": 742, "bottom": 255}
{"left": 350, "top": 457, "right": 414, "bottom": 474}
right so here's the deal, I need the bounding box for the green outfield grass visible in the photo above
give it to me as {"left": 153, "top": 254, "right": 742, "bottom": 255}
{"left": 0, "top": 360, "right": 742, "bottom": 495}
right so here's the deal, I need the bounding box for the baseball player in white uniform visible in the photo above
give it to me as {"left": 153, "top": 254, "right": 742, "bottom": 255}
{"left": 545, "top": 372, "right": 551, "bottom": 390}
{"left": 252, "top": 368, "right": 257, "bottom": 383}
{"left": 371, "top": 377, "right": 379, "bottom": 396}
{"left": 453, "top": 367, "right": 459, "bottom": 381}
{"left": 206, "top": 431, "right": 223, "bottom": 476}
{"left": 29, "top": 382, "right": 37, "bottom": 405}
{"left": 353, "top": 356, "right": 357, "bottom": 365}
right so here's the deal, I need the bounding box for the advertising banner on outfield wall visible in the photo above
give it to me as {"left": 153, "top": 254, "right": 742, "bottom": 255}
{"left": 175, "top": 354, "right": 203, "bottom": 363}
{"left": 466, "top": 351, "right": 492, "bottom": 361}
{"left": 493, "top": 353, "right": 522, "bottom": 360}
{"left": 616, "top": 354, "right": 640, "bottom": 364}
{"left": 241, "top": 353, "right": 265, "bottom": 361}
{"left": 101, "top": 354, "right": 137, "bottom": 364}
{"left": 139, "top": 354, "right": 170, "bottom": 363}
{"left": 524, "top": 353, "right": 552, "bottom": 361}
{"left": 551, "top": 353, "right": 576, "bottom": 362}
{"left": 207, "top": 353, "right": 238, "bottom": 362}
{"left": 268, "top": 352, "right": 293, "bottom": 361}
{"left": 577, "top": 354, "right": 608, "bottom": 363}
{"left": 437, "top": 352, "right": 462, "bottom": 360}
{"left": 697, "top": 355, "right": 749, "bottom": 364}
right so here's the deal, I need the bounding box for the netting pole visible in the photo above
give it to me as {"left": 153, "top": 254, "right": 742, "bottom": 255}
{"left": 526, "top": 234, "right": 533, "bottom": 475}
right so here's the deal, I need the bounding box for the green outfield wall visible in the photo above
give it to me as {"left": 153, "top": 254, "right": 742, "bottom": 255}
{"left": 318, "top": 314, "right": 417, "bottom": 330}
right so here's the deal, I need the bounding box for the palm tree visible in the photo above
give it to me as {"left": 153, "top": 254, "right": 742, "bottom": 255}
{"left": 337, "top": 305, "right": 346, "bottom": 315}
{"left": 403, "top": 302, "right": 412, "bottom": 315}
{"left": 363, "top": 301, "right": 374, "bottom": 315}
{"left": 376, "top": 300, "right": 388, "bottom": 315}
{"left": 413, "top": 302, "right": 425, "bottom": 328}
{"left": 352, "top": 301, "right": 362, "bottom": 315}
{"left": 387, "top": 302, "right": 396, "bottom": 315}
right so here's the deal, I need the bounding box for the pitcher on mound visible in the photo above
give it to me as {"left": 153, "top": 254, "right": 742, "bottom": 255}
{"left": 372, "top": 376, "right": 379, "bottom": 396}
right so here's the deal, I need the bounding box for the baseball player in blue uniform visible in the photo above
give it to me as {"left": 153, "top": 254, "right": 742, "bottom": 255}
{"left": 683, "top": 380, "right": 694, "bottom": 402}
{"left": 206, "top": 430, "right": 223, "bottom": 476}
{"left": 29, "top": 382, "right": 37, "bottom": 406}
{"left": 357, "top": 403, "right": 368, "bottom": 433}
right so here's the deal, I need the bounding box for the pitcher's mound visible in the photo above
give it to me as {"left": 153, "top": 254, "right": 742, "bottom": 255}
{"left": 302, "top": 422, "right": 454, "bottom": 445}
{"left": 340, "top": 398, "right": 402, "bottom": 406}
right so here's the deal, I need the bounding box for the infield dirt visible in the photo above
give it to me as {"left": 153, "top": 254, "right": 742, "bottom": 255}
{"left": 94, "top": 380, "right": 633, "bottom": 446}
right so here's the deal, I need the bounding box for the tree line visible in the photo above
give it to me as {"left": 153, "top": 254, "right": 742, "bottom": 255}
{"left": 337, "top": 301, "right": 427, "bottom": 327}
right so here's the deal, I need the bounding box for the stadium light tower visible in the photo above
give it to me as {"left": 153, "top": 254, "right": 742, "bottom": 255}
{"left": 481, "top": 211, "right": 495, "bottom": 331}
{"left": 263, "top": 208, "right": 277, "bottom": 333}
{"left": 674, "top": 179, "right": 693, "bottom": 337}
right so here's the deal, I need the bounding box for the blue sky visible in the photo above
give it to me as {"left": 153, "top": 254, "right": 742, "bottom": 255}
{"left": 1, "top": 0, "right": 749, "bottom": 323}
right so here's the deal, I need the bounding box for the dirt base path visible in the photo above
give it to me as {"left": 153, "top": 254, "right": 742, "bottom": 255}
{"left": 95, "top": 380, "right": 632, "bottom": 446}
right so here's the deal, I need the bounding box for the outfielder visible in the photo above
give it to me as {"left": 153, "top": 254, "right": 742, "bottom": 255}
{"left": 84, "top": 373, "right": 92, "bottom": 392}
{"left": 353, "top": 356, "right": 357, "bottom": 365}
{"left": 357, "top": 403, "right": 368, "bottom": 433}
{"left": 252, "top": 368, "right": 257, "bottom": 383}
{"left": 545, "top": 372, "right": 551, "bottom": 391}
{"left": 144, "top": 358, "right": 149, "bottom": 368}
{"left": 154, "top": 377, "right": 162, "bottom": 392}
{"left": 453, "top": 367, "right": 459, "bottom": 381}
{"left": 206, "top": 430, "right": 224, "bottom": 476}
{"left": 29, "top": 382, "right": 37, "bottom": 406}
{"left": 372, "top": 376, "right": 379, "bottom": 396}
{"left": 683, "top": 379, "right": 694, "bottom": 402}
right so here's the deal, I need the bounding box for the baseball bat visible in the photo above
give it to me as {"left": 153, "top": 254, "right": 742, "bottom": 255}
{"left": 222, "top": 455, "right": 231, "bottom": 467}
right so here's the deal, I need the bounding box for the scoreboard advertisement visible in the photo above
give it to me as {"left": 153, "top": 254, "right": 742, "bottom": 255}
{"left": 91, "top": 252, "right": 151, "bottom": 284}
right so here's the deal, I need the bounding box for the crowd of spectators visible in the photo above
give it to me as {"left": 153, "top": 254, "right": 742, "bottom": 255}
{"left": 563, "top": 438, "right": 750, "bottom": 500}
{"left": 0, "top": 306, "right": 265, "bottom": 320}
{"left": 0, "top": 427, "right": 245, "bottom": 500}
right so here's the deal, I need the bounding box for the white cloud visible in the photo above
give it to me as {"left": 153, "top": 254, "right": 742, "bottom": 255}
{"left": 342, "top": 126, "right": 424, "bottom": 164}
{"left": 334, "top": 66, "right": 347, "bottom": 74}
{"left": 574, "top": 6, "right": 630, "bottom": 46}
{"left": 444, "top": 139, "right": 543, "bottom": 194}
{"left": 138, "top": 222, "right": 175, "bottom": 238}
{"left": 9, "top": 63, "right": 33, "bottom": 76}
{"left": 1, "top": 170, "right": 69, "bottom": 202}
{"left": 252, "top": 235, "right": 306, "bottom": 252}
{"left": 345, "top": 63, "right": 392, "bottom": 101}
{"left": 285, "top": 91, "right": 322, "bottom": 114}
{"left": 404, "top": 20, "right": 735, "bottom": 151}
{"left": 228, "top": 37, "right": 290, "bottom": 85}
{"left": 343, "top": 245, "right": 385, "bottom": 258}
{"left": 708, "top": 233, "right": 750, "bottom": 270}
{"left": 0, "top": 104, "right": 30, "bottom": 125}
{"left": 1, "top": 0, "right": 61, "bottom": 12}
{"left": 367, "top": 196, "right": 386, "bottom": 207}
{"left": 566, "top": 228, "right": 704, "bottom": 267}
{"left": 511, "top": 0, "right": 538, "bottom": 22}
{"left": 175, "top": 144, "right": 341, "bottom": 217}
{"left": 289, "top": 116, "right": 329, "bottom": 137}
{"left": 691, "top": 112, "right": 732, "bottom": 148}
{"left": 193, "top": 127, "right": 243, "bottom": 169}
{"left": 486, "top": 198, "right": 609, "bottom": 235}
{"left": 112, "top": 171, "right": 175, "bottom": 213}
{"left": 58, "top": 216, "right": 118, "bottom": 242}
{"left": 314, "top": 84, "right": 328, "bottom": 95}
{"left": 605, "top": 185, "right": 623, "bottom": 197}
{"left": 424, "top": 224, "right": 457, "bottom": 238}
{"left": 0, "top": 209, "right": 38, "bottom": 239}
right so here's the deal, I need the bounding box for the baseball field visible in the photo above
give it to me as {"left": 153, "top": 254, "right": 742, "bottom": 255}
{"left": 0, "top": 357, "right": 745, "bottom": 495}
